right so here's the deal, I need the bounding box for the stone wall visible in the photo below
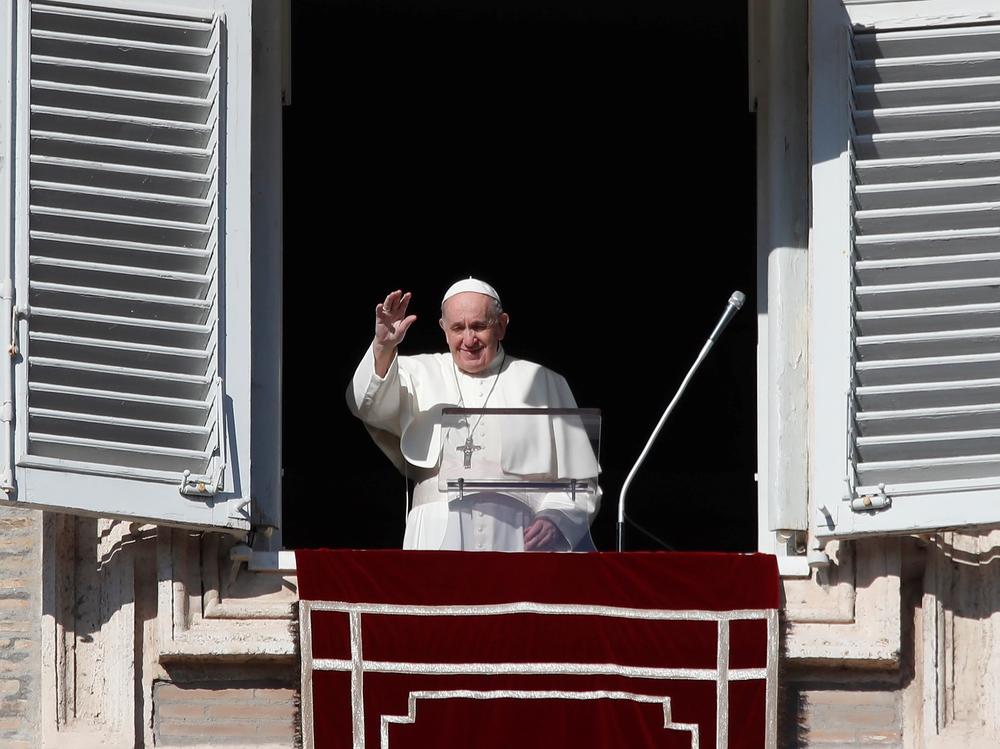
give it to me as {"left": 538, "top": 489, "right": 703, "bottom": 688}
{"left": 0, "top": 507, "right": 41, "bottom": 749}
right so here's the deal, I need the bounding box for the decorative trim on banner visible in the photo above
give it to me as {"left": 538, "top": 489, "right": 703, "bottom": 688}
{"left": 379, "top": 690, "right": 701, "bottom": 749}
{"left": 306, "top": 600, "right": 773, "bottom": 621}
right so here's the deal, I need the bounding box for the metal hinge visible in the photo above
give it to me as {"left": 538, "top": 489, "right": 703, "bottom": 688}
{"left": 179, "top": 378, "right": 227, "bottom": 497}
{"left": 850, "top": 485, "right": 891, "bottom": 513}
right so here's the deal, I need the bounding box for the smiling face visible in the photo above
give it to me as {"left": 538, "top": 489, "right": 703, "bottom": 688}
{"left": 440, "top": 292, "right": 509, "bottom": 374}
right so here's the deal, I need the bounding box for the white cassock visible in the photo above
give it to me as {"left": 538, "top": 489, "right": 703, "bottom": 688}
{"left": 347, "top": 344, "right": 600, "bottom": 551}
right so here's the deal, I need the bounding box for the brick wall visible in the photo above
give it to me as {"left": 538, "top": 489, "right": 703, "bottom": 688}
{"left": 153, "top": 681, "right": 297, "bottom": 746}
{"left": 781, "top": 669, "right": 903, "bottom": 748}
{"left": 0, "top": 507, "right": 41, "bottom": 749}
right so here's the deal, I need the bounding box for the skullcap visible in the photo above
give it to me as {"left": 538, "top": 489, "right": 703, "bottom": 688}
{"left": 441, "top": 277, "right": 501, "bottom": 307}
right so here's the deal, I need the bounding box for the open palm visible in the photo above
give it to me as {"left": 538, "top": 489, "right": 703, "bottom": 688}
{"left": 375, "top": 289, "right": 417, "bottom": 348}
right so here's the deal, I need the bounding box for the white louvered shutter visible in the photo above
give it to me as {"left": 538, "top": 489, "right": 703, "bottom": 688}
{"left": 0, "top": 0, "right": 253, "bottom": 530}
{"left": 829, "top": 23, "right": 1000, "bottom": 537}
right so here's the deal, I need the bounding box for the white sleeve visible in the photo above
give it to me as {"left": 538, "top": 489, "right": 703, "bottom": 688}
{"left": 536, "top": 485, "right": 601, "bottom": 550}
{"left": 346, "top": 342, "right": 404, "bottom": 436}
{"left": 534, "top": 369, "right": 601, "bottom": 549}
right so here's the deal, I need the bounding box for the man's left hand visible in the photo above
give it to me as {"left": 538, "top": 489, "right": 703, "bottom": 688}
{"left": 523, "top": 517, "right": 564, "bottom": 551}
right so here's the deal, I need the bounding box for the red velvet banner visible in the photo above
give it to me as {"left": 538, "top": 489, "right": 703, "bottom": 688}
{"left": 296, "top": 551, "right": 779, "bottom": 749}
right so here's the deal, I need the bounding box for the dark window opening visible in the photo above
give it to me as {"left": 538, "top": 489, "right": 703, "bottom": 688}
{"left": 281, "top": 0, "right": 755, "bottom": 551}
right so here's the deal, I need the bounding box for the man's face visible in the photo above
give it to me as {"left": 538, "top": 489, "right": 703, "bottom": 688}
{"left": 440, "top": 292, "right": 509, "bottom": 374}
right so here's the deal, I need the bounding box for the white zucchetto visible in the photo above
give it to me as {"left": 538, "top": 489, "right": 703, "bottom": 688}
{"left": 441, "top": 277, "right": 501, "bottom": 307}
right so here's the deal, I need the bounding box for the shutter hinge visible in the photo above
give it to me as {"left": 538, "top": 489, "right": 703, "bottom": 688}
{"left": 8, "top": 303, "right": 28, "bottom": 359}
{"left": 179, "top": 461, "right": 225, "bottom": 497}
{"left": 850, "top": 485, "right": 892, "bottom": 513}
{"left": 179, "top": 377, "right": 226, "bottom": 497}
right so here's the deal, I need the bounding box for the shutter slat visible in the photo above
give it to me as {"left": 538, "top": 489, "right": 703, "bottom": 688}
{"left": 28, "top": 356, "right": 212, "bottom": 388}
{"left": 29, "top": 333, "right": 213, "bottom": 379}
{"left": 29, "top": 356, "right": 211, "bottom": 384}
{"left": 855, "top": 278, "right": 1000, "bottom": 309}
{"left": 855, "top": 253, "right": 1000, "bottom": 283}
{"left": 31, "top": 105, "right": 213, "bottom": 132}
{"left": 29, "top": 254, "right": 213, "bottom": 281}
{"left": 30, "top": 231, "right": 212, "bottom": 258}
{"left": 26, "top": 435, "right": 210, "bottom": 459}
{"left": 32, "top": 2, "right": 214, "bottom": 29}
{"left": 856, "top": 352, "right": 1000, "bottom": 387}
{"left": 31, "top": 181, "right": 213, "bottom": 208}
{"left": 31, "top": 29, "right": 215, "bottom": 57}
{"left": 856, "top": 177, "right": 1000, "bottom": 210}
{"left": 856, "top": 303, "right": 1000, "bottom": 335}
{"left": 855, "top": 76, "right": 1000, "bottom": 109}
{"left": 28, "top": 408, "right": 212, "bottom": 438}
{"left": 30, "top": 129, "right": 214, "bottom": 156}
{"left": 31, "top": 54, "right": 214, "bottom": 83}
{"left": 856, "top": 152, "right": 1000, "bottom": 184}
{"left": 30, "top": 205, "right": 213, "bottom": 232}
{"left": 30, "top": 357, "right": 212, "bottom": 401}
{"left": 856, "top": 227, "right": 1000, "bottom": 260}
{"left": 857, "top": 328, "right": 1000, "bottom": 360}
{"left": 31, "top": 155, "right": 212, "bottom": 180}
{"left": 28, "top": 432, "right": 212, "bottom": 473}
{"left": 854, "top": 27, "right": 1000, "bottom": 59}
{"left": 31, "top": 306, "right": 214, "bottom": 334}
{"left": 31, "top": 388, "right": 209, "bottom": 418}
{"left": 857, "top": 428, "right": 1000, "bottom": 461}
{"left": 854, "top": 126, "right": 1000, "bottom": 159}
{"left": 31, "top": 280, "right": 213, "bottom": 305}
{"left": 855, "top": 201, "right": 1000, "bottom": 233}
{"left": 857, "top": 378, "right": 1000, "bottom": 410}
{"left": 856, "top": 403, "right": 1000, "bottom": 436}
{"left": 854, "top": 51, "right": 1000, "bottom": 85}
{"left": 30, "top": 79, "right": 214, "bottom": 107}
{"left": 857, "top": 454, "right": 1000, "bottom": 484}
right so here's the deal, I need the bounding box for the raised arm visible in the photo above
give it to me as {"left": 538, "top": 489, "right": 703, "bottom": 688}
{"left": 373, "top": 290, "right": 417, "bottom": 377}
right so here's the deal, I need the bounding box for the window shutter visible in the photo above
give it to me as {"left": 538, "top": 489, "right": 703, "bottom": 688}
{"left": 824, "top": 23, "right": 1000, "bottom": 537}
{"left": 1, "top": 0, "right": 252, "bottom": 530}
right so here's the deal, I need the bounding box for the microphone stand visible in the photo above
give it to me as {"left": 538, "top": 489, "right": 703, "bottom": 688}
{"left": 616, "top": 291, "right": 746, "bottom": 552}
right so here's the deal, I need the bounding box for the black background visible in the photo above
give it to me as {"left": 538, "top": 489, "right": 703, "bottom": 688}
{"left": 281, "top": 0, "right": 756, "bottom": 551}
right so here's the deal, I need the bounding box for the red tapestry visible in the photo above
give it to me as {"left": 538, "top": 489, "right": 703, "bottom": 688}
{"left": 296, "top": 550, "right": 779, "bottom": 749}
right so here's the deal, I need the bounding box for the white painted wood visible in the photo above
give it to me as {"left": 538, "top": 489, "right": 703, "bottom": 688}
{"left": 0, "top": 0, "right": 17, "bottom": 489}
{"left": 248, "top": 0, "right": 284, "bottom": 544}
{"left": 809, "top": 0, "right": 855, "bottom": 534}
{"left": 754, "top": 0, "right": 810, "bottom": 552}
{"left": 813, "top": 6, "right": 1000, "bottom": 538}
{"left": 1, "top": 0, "right": 254, "bottom": 531}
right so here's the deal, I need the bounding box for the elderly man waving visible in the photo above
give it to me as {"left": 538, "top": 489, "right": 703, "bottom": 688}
{"left": 347, "top": 278, "right": 599, "bottom": 551}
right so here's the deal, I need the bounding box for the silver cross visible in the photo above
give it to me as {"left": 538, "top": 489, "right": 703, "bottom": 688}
{"left": 458, "top": 435, "right": 482, "bottom": 469}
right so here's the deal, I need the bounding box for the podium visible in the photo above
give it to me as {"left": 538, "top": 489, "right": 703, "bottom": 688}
{"left": 296, "top": 550, "right": 779, "bottom": 748}
{"left": 437, "top": 407, "right": 601, "bottom": 551}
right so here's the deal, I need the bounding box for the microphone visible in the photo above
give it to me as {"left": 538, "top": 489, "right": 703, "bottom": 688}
{"left": 709, "top": 291, "right": 746, "bottom": 342}
{"left": 616, "top": 291, "right": 747, "bottom": 552}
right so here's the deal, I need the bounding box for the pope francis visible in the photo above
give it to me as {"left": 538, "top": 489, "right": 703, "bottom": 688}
{"left": 347, "top": 278, "right": 600, "bottom": 551}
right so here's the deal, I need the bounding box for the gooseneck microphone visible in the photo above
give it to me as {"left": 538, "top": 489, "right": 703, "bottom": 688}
{"left": 616, "top": 291, "right": 747, "bottom": 552}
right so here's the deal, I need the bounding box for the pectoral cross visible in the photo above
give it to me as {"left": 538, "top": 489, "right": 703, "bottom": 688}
{"left": 458, "top": 436, "right": 482, "bottom": 469}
